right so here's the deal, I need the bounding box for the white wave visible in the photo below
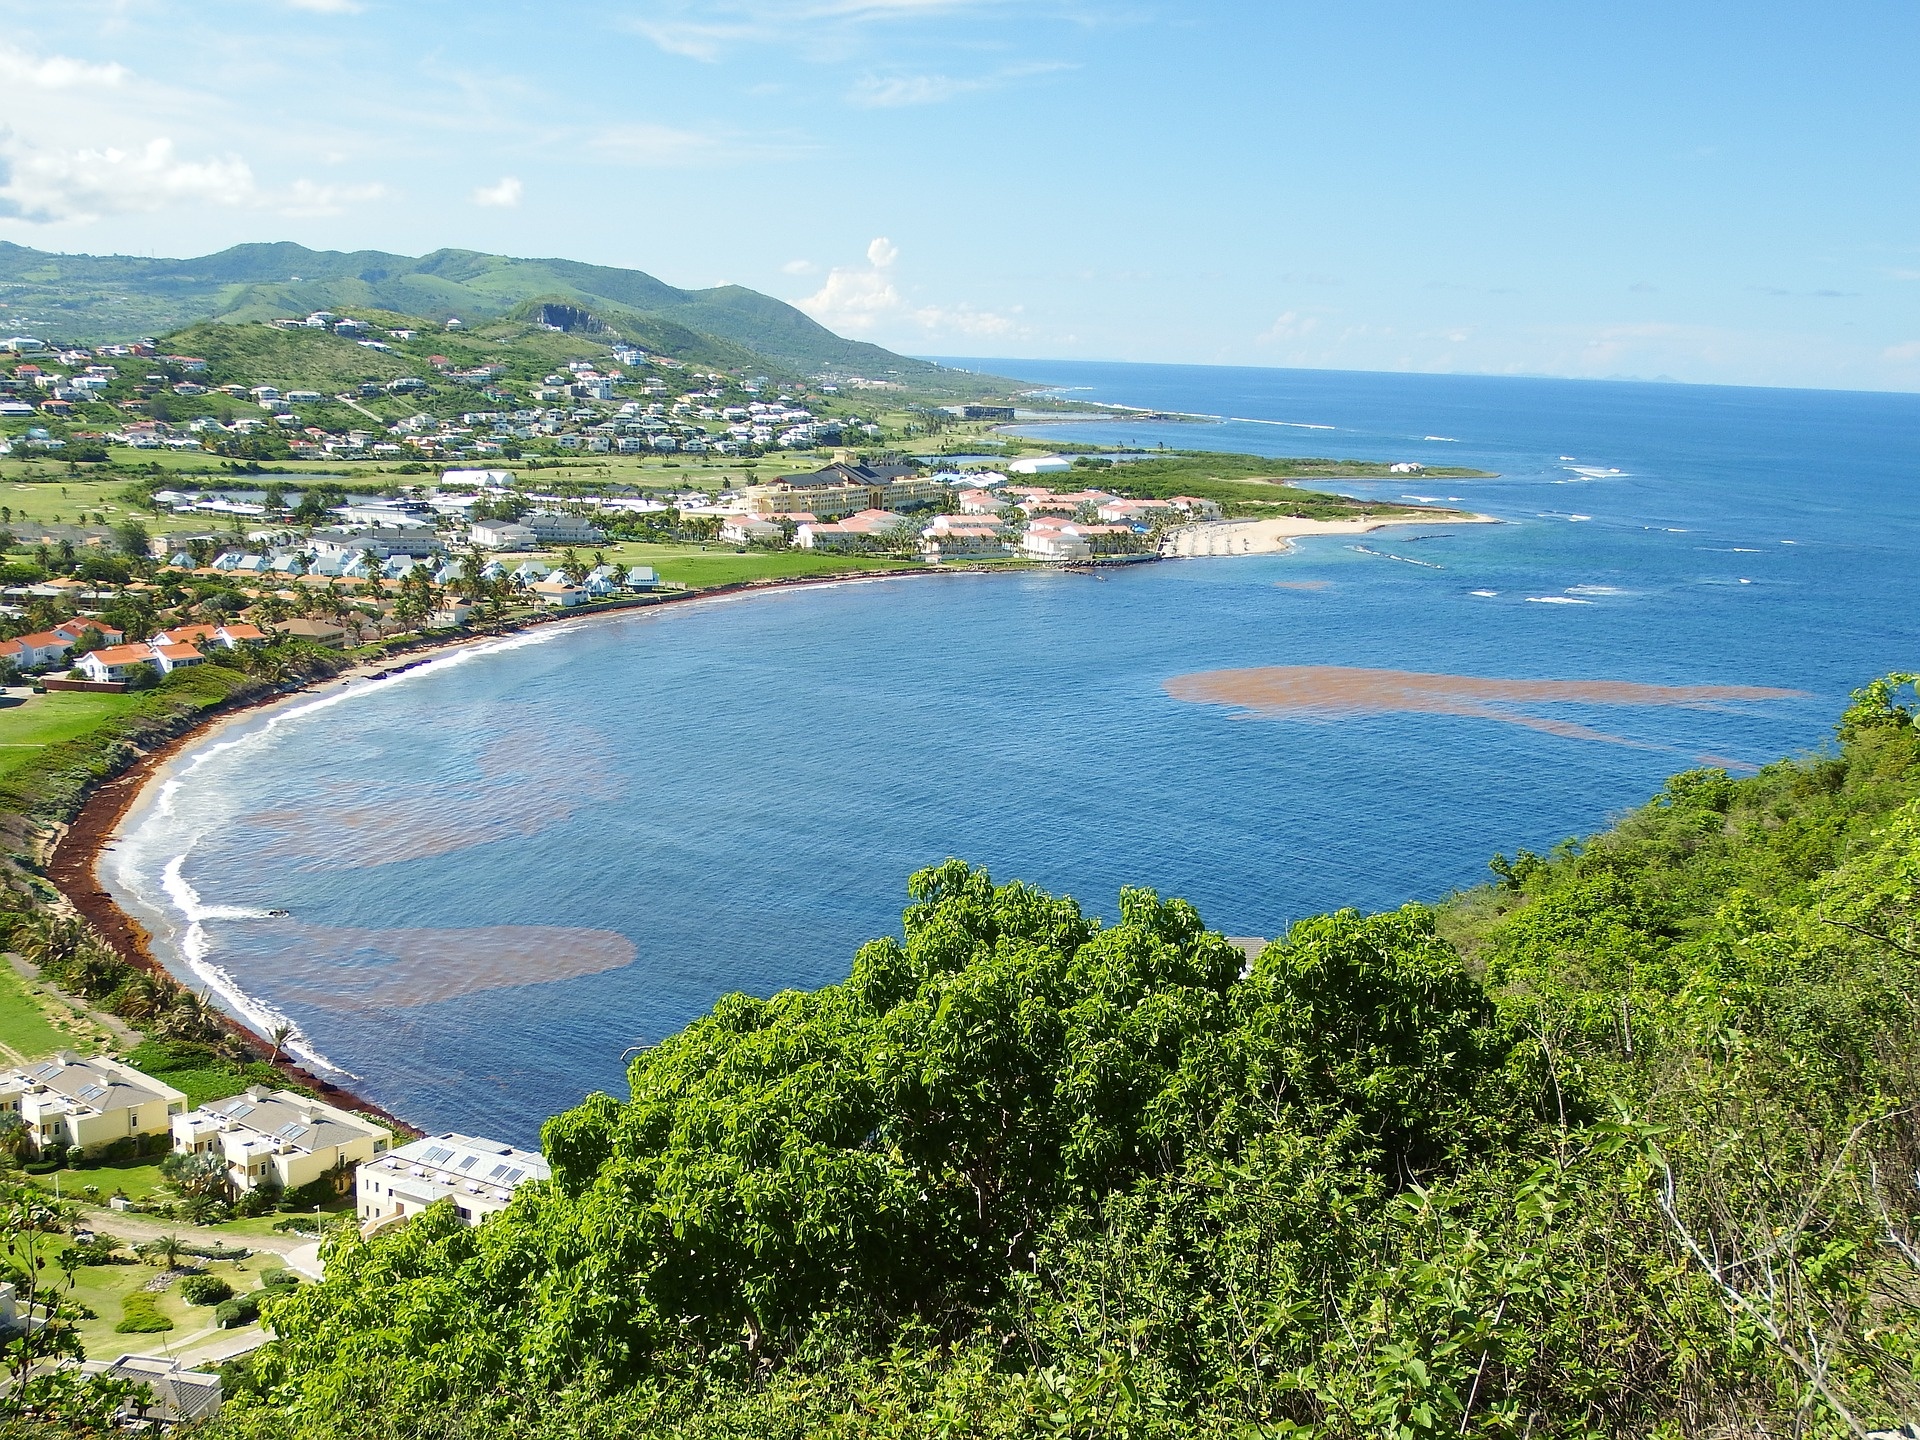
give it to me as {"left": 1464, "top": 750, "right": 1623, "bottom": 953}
{"left": 1227, "top": 417, "right": 1337, "bottom": 430}
{"left": 1469, "top": 589, "right": 1499, "bottom": 597}
{"left": 1780, "top": 539, "right": 1798, "bottom": 545}
{"left": 1567, "top": 515, "right": 1592, "bottom": 522}
{"left": 157, "top": 854, "right": 355, "bottom": 1078}
{"left": 1559, "top": 455, "right": 1576, "bottom": 461}
{"left": 1565, "top": 584, "right": 1625, "bottom": 596}
{"left": 1566, "top": 466, "right": 1625, "bottom": 478}
{"left": 1401, "top": 494, "right": 1440, "bottom": 502}
{"left": 1526, "top": 596, "right": 1593, "bottom": 605}
{"left": 1425, "top": 435, "right": 1459, "bottom": 442}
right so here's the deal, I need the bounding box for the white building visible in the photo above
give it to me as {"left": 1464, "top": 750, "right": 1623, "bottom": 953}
{"left": 357, "top": 1132, "right": 549, "bottom": 1228}
{"left": 172, "top": 1087, "right": 391, "bottom": 1197}
{"left": 0, "top": 1053, "right": 187, "bottom": 1159}
{"left": 523, "top": 511, "right": 606, "bottom": 545}
{"left": 1008, "top": 454, "right": 1073, "bottom": 476}
{"left": 469, "top": 520, "right": 537, "bottom": 550}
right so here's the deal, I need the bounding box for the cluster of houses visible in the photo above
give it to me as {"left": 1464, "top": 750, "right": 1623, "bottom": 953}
{"left": 702, "top": 457, "right": 1223, "bottom": 563}
{"left": 0, "top": 1047, "right": 557, "bottom": 1424}
{"left": 0, "top": 615, "right": 267, "bottom": 683}
{"left": 2, "top": 314, "right": 889, "bottom": 463}
{"left": 0, "top": 1050, "right": 547, "bottom": 1227}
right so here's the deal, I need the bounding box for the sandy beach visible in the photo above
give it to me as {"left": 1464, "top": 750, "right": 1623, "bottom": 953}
{"left": 1161, "top": 510, "right": 1499, "bottom": 557}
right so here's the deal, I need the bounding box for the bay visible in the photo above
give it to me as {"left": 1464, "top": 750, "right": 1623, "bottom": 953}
{"left": 105, "top": 362, "right": 1920, "bottom": 1142}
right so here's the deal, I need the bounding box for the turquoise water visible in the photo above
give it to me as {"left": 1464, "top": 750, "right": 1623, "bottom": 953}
{"left": 106, "top": 363, "right": 1920, "bottom": 1141}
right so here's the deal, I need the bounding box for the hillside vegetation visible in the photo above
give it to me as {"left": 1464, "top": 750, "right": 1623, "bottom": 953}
{"left": 145, "top": 676, "right": 1920, "bottom": 1440}
{"left": 0, "top": 240, "right": 1017, "bottom": 393}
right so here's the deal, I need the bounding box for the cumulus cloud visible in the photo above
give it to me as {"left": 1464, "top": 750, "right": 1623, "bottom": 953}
{"left": 0, "top": 39, "right": 387, "bottom": 225}
{"left": 795, "top": 235, "right": 1020, "bottom": 340}
{"left": 472, "top": 175, "right": 523, "bottom": 207}
{"left": 0, "top": 133, "right": 258, "bottom": 222}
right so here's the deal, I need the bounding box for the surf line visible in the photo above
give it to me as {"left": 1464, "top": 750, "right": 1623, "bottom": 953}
{"left": 1347, "top": 544, "right": 1445, "bottom": 570}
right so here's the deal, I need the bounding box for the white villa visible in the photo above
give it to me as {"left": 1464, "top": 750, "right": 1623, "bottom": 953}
{"left": 357, "top": 1131, "right": 550, "bottom": 1229}
{"left": 172, "top": 1087, "right": 391, "bottom": 1197}
{"left": 0, "top": 1053, "right": 187, "bottom": 1158}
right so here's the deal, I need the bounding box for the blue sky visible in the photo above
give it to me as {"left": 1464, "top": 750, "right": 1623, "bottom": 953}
{"left": 2, "top": 1, "right": 1918, "bottom": 390}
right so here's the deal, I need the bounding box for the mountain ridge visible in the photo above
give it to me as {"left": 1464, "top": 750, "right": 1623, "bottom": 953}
{"left": 0, "top": 240, "right": 997, "bottom": 391}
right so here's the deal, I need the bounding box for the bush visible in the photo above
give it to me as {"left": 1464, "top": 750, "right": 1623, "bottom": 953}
{"left": 213, "top": 1293, "right": 260, "bottom": 1329}
{"left": 257, "top": 1268, "right": 296, "bottom": 1291}
{"left": 179, "top": 1274, "right": 232, "bottom": 1305}
{"left": 114, "top": 1293, "right": 172, "bottom": 1334}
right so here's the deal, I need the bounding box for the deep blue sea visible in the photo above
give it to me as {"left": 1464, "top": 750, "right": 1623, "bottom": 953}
{"left": 105, "top": 362, "right": 1920, "bottom": 1143}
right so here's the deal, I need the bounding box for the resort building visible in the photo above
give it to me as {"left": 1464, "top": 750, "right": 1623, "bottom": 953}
{"left": 0, "top": 1053, "right": 187, "bottom": 1158}
{"left": 356, "top": 1132, "right": 550, "bottom": 1229}
{"left": 522, "top": 510, "right": 606, "bottom": 545}
{"left": 795, "top": 508, "right": 911, "bottom": 551}
{"left": 171, "top": 1086, "right": 391, "bottom": 1197}
{"left": 76, "top": 640, "right": 205, "bottom": 683}
{"left": 470, "top": 520, "right": 536, "bottom": 550}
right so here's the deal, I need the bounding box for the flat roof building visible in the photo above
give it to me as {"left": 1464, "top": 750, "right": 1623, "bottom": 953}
{"left": 358, "top": 1132, "right": 549, "bottom": 1229}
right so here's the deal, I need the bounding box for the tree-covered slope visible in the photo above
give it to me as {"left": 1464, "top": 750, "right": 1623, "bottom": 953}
{"left": 0, "top": 240, "right": 991, "bottom": 385}
{"left": 155, "top": 677, "right": 1920, "bottom": 1440}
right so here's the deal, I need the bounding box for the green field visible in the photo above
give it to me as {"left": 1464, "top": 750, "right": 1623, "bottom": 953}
{"left": 0, "top": 691, "right": 140, "bottom": 778}
{"left": 0, "top": 962, "right": 80, "bottom": 1061}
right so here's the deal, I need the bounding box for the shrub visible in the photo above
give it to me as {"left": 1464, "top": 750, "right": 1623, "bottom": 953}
{"left": 179, "top": 1274, "right": 232, "bottom": 1305}
{"left": 214, "top": 1294, "right": 260, "bottom": 1329}
{"left": 115, "top": 1293, "right": 171, "bottom": 1334}
{"left": 257, "top": 1268, "right": 297, "bottom": 1291}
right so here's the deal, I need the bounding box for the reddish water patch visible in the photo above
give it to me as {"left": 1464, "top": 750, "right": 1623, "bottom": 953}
{"left": 239, "top": 923, "right": 638, "bottom": 1010}
{"left": 1163, "top": 665, "right": 1807, "bottom": 749}
{"left": 1273, "top": 580, "right": 1333, "bottom": 591}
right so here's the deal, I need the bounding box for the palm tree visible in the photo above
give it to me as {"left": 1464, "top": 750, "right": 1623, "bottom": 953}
{"left": 267, "top": 1022, "right": 294, "bottom": 1067}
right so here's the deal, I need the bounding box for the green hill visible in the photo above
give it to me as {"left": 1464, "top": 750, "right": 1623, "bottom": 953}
{"left": 0, "top": 240, "right": 1009, "bottom": 392}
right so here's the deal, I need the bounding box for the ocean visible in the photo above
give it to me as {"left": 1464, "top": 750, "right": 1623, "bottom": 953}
{"left": 103, "top": 362, "right": 1920, "bottom": 1143}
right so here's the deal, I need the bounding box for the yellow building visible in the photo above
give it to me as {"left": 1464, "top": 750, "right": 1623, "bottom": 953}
{"left": 0, "top": 1053, "right": 188, "bottom": 1158}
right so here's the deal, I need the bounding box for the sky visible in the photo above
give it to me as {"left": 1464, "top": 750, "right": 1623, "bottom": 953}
{"left": 2, "top": 1, "right": 1918, "bottom": 391}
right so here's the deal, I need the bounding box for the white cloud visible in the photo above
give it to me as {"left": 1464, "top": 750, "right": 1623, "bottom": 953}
{"left": 781, "top": 258, "right": 817, "bottom": 275}
{"left": 472, "top": 175, "right": 523, "bottom": 208}
{"left": 1257, "top": 311, "right": 1319, "bottom": 345}
{"left": 284, "top": 0, "right": 364, "bottom": 12}
{"left": 0, "top": 133, "right": 257, "bottom": 223}
{"left": 795, "top": 235, "right": 1021, "bottom": 341}
{"left": 625, "top": 0, "right": 1011, "bottom": 60}
{"left": 0, "top": 43, "right": 128, "bottom": 90}
{"left": 849, "top": 60, "right": 1071, "bottom": 108}
{"left": 0, "top": 39, "right": 386, "bottom": 225}
{"left": 1884, "top": 341, "right": 1920, "bottom": 363}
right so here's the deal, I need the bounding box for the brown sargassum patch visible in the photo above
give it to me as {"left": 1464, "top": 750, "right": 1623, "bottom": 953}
{"left": 239, "top": 923, "right": 638, "bottom": 1011}
{"left": 1163, "top": 665, "right": 1807, "bottom": 751}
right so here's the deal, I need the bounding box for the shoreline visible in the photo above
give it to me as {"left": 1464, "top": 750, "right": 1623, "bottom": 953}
{"left": 1161, "top": 509, "right": 1500, "bottom": 558}
{"left": 39, "top": 561, "right": 1032, "bottom": 1131}
{"left": 39, "top": 512, "right": 1490, "bottom": 1131}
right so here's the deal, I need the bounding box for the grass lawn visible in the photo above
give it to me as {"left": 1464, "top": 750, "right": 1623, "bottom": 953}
{"left": 1, "top": 1231, "right": 264, "bottom": 1360}
{"left": 31, "top": 1160, "right": 168, "bottom": 1203}
{"left": 0, "top": 690, "right": 140, "bottom": 778}
{"left": 604, "top": 542, "right": 919, "bottom": 589}
{"left": 0, "top": 964, "right": 79, "bottom": 1062}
